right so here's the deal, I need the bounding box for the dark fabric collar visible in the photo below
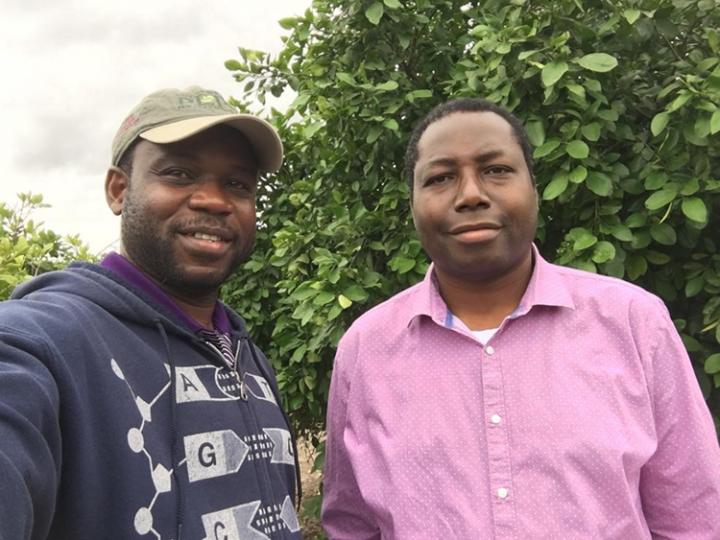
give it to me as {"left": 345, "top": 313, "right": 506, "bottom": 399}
{"left": 100, "top": 251, "right": 231, "bottom": 332}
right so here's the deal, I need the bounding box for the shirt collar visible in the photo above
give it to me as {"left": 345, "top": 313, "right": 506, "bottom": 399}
{"left": 405, "top": 243, "right": 575, "bottom": 328}
{"left": 100, "top": 251, "right": 231, "bottom": 333}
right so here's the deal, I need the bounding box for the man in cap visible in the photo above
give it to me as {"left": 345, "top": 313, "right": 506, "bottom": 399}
{"left": 322, "top": 98, "right": 720, "bottom": 538}
{"left": 0, "top": 87, "right": 302, "bottom": 539}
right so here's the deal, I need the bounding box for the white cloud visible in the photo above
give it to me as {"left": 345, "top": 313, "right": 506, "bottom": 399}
{"left": 0, "top": 0, "right": 309, "bottom": 252}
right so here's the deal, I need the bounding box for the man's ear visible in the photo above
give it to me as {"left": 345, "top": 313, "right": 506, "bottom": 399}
{"left": 105, "top": 167, "right": 128, "bottom": 216}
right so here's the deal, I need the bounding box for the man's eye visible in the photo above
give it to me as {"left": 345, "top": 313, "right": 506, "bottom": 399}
{"left": 486, "top": 166, "right": 511, "bottom": 175}
{"left": 227, "top": 179, "right": 255, "bottom": 193}
{"left": 162, "top": 168, "right": 193, "bottom": 180}
{"left": 425, "top": 174, "right": 452, "bottom": 186}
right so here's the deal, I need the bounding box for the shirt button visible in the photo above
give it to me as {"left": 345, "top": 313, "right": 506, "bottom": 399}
{"left": 485, "top": 345, "right": 495, "bottom": 355}
{"left": 497, "top": 487, "right": 509, "bottom": 499}
{"left": 490, "top": 414, "right": 502, "bottom": 425}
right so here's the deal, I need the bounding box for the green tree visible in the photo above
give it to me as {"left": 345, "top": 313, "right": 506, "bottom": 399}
{"left": 224, "top": 0, "right": 720, "bottom": 439}
{"left": 0, "top": 193, "right": 94, "bottom": 299}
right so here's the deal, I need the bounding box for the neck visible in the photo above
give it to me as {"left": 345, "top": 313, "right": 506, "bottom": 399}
{"left": 435, "top": 251, "right": 533, "bottom": 331}
{"left": 166, "top": 292, "right": 217, "bottom": 329}
{"left": 114, "top": 250, "right": 219, "bottom": 330}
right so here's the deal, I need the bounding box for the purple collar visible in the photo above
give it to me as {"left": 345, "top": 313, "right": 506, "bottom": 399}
{"left": 100, "top": 252, "right": 231, "bottom": 333}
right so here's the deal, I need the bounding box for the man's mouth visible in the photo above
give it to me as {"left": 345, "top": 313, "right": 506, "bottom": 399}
{"left": 448, "top": 222, "right": 502, "bottom": 243}
{"left": 191, "top": 232, "right": 225, "bottom": 243}
{"left": 178, "top": 226, "right": 234, "bottom": 243}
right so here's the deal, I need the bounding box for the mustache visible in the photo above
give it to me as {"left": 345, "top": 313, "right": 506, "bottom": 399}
{"left": 174, "top": 217, "right": 229, "bottom": 230}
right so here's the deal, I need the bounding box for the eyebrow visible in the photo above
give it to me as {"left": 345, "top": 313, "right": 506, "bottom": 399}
{"left": 419, "top": 150, "right": 507, "bottom": 175}
{"left": 153, "top": 152, "right": 258, "bottom": 173}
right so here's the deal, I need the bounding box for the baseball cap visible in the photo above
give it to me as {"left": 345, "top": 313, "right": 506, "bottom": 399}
{"left": 111, "top": 86, "right": 283, "bottom": 173}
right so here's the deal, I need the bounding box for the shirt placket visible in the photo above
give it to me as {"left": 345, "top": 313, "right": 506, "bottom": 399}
{"left": 481, "top": 342, "right": 516, "bottom": 539}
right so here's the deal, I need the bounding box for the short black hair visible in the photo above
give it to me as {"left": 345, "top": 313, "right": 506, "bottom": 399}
{"left": 404, "top": 98, "right": 535, "bottom": 196}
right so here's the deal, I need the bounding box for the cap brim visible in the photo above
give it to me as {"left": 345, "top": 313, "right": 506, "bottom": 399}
{"left": 140, "top": 114, "right": 283, "bottom": 173}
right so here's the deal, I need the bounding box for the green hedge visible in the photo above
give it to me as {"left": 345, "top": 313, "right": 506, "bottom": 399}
{"left": 223, "top": 0, "right": 720, "bottom": 438}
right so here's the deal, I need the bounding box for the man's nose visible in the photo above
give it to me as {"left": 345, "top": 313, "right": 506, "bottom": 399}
{"left": 187, "top": 178, "right": 233, "bottom": 214}
{"left": 454, "top": 171, "right": 491, "bottom": 211}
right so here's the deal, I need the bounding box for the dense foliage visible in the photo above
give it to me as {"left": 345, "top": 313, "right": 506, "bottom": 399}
{"left": 224, "top": 0, "right": 720, "bottom": 437}
{"left": 0, "top": 193, "right": 93, "bottom": 300}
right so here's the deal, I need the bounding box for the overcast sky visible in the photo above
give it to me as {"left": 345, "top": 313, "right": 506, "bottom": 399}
{"left": 0, "top": 0, "right": 310, "bottom": 252}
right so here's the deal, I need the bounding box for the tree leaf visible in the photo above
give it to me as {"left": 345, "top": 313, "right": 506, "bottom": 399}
{"left": 533, "top": 139, "right": 561, "bottom": 158}
{"left": 577, "top": 53, "right": 618, "bottom": 72}
{"left": 705, "top": 353, "right": 720, "bottom": 374}
{"left": 366, "top": 126, "right": 382, "bottom": 143}
{"left": 711, "top": 110, "right": 720, "bottom": 135}
{"left": 407, "top": 89, "right": 433, "bottom": 100}
{"left": 343, "top": 284, "right": 368, "bottom": 302}
{"left": 623, "top": 9, "right": 641, "bottom": 24}
{"left": 566, "top": 140, "right": 590, "bottom": 159}
{"left": 569, "top": 228, "right": 598, "bottom": 251}
{"left": 668, "top": 91, "right": 692, "bottom": 112}
{"left": 650, "top": 112, "right": 670, "bottom": 136}
{"left": 541, "top": 61, "right": 569, "bottom": 87}
{"left": 526, "top": 120, "right": 545, "bottom": 147}
{"left": 685, "top": 276, "right": 704, "bottom": 298}
{"left": 568, "top": 165, "right": 587, "bottom": 183}
{"left": 384, "top": 0, "right": 402, "bottom": 8}
{"left": 681, "top": 197, "right": 708, "bottom": 222}
{"left": 626, "top": 254, "right": 648, "bottom": 280}
{"left": 278, "top": 17, "right": 298, "bottom": 30}
{"left": 336, "top": 72, "right": 356, "bottom": 85}
{"left": 644, "top": 188, "right": 677, "bottom": 210}
{"left": 592, "top": 241, "right": 616, "bottom": 263}
{"left": 586, "top": 172, "right": 612, "bottom": 196}
{"left": 650, "top": 223, "right": 677, "bottom": 245}
{"left": 312, "top": 291, "right": 335, "bottom": 306}
{"left": 609, "top": 224, "right": 633, "bottom": 242}
{"left": 644, "top": 171, "right": 668, "bottom": 190}
{"left": 365, "top": 2, "right": 384, "bottom": 25}
{"left": 542, "top": 173, "right": 568, "bottom": 200}
{"left": 225, "top": 59, "right": 243, "bottom": 71}
{"left": 581, "top": 122, "right": 601, "bottom": 141}
{"left": 303, "top": 121, "right": 324, "bottom": 138}
{"left": 376, "top": 80, "right": 399, "bottom": 91}
{"left": 389, "top": 256, "right": 416, "bottom": 274}
{"left": 383, "top": 118, "right": 399, "bottom": 131}
{"left": 337, "top": 294, "right": 353, "bottom": 308}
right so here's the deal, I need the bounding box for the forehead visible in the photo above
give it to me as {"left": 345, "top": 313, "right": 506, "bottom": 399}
{"left": 416, "top": 111, "right": 519, "bottom": 163}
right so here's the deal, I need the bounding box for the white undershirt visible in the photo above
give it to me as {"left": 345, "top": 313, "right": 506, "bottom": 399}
{"left": 449, "top": 313, "right": 499, "bottom": 345}
{"left": 471, "top": 328, "right": 499, "bottom": 345}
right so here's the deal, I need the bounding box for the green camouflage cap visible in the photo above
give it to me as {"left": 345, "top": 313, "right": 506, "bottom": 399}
{"left": 111, "top": 86, "right": 283, "bottom": 172}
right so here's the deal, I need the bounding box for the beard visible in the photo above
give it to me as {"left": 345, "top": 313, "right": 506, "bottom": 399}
{"left": 120, "top": 188, "right": 250, "bottom": 297}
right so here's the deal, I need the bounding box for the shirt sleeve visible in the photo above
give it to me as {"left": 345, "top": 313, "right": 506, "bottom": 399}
{"left": 637, "top": 298, "right": 720, "bottom": 538}
{"left": 321, "top": 331, "right": 381, "bottom": 540}
{"left": 0, "top": 325, "right": 62, "bottom": 540}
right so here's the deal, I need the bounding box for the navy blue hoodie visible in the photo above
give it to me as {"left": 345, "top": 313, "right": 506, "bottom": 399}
{"left": 0, "top": 263, "right": 301, "bottom": 539}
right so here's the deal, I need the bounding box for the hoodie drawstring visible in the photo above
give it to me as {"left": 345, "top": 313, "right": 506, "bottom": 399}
{"left": 246, "top": 340, "right": 304, "bottom": 511}
{"left": 156, "top": 320, "right": 184, "bottom": 540}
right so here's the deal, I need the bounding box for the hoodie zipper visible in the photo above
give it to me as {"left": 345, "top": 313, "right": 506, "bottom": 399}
{"left": 203, "top": 340, "right": 248, "bottom": 401}
{"left": 203, "top": 337, "right": 292, "bottom": 537}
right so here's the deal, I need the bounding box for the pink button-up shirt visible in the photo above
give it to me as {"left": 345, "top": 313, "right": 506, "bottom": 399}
{"left": 322, "top": 249, "right": 720, "bottom": 539}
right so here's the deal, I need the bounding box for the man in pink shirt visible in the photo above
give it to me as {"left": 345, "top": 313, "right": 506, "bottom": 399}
{"left": 322, "top": 98, "right": 720, "bottom": 539}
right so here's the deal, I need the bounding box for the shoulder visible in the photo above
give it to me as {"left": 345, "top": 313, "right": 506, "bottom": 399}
{"left": 550, "top": 262, "right": 666, "bottom": 315}
{"left": 334, "top": 281, "right": 424, "bottom": 366}
{"left": 345, "top": 281, "right": 424, "bottom": 337}
{"left": 543, "top": 262, "right": 676, "bottom": 361}
{"left": 0, "top": 264, "right": 120, "bottom": 339}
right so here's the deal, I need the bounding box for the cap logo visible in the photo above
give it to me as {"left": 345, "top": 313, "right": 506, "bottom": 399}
{"left": 177, "top": 92, "right": 224, "bottom": 110}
